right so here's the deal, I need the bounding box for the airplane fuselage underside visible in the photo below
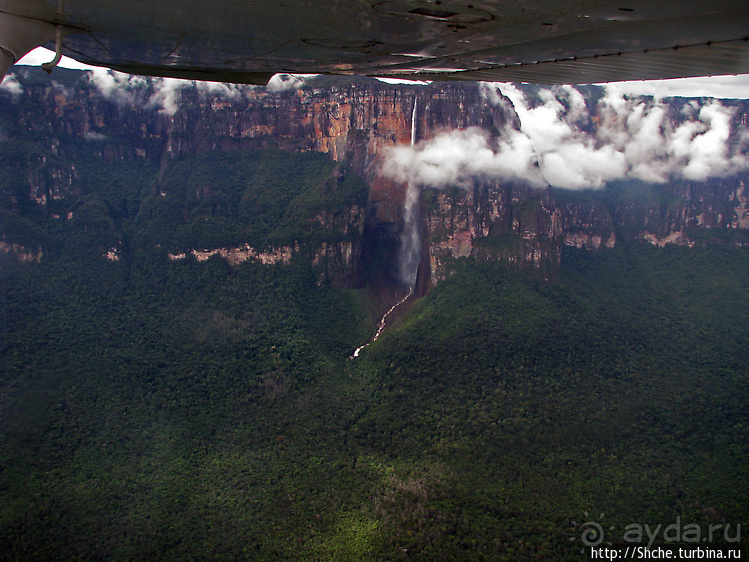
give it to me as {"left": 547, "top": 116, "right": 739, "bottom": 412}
{"left": 0, "top": 0, "right": 748, "bottom": 84}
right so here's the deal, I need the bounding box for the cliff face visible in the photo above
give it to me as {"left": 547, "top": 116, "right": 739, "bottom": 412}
{"left": 1, "top": 68, "right": 747, "bottom": 296}
{"left": 423, "top": 175, "right": 749, "bottom": 283}
{"left": 425, "top": 183, "right": 569, "bottom": 282}
{"left": 169, "top": 81, "right": 512, "bottom": 162}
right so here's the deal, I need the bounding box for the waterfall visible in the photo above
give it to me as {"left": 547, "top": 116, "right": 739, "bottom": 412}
{"left": 411, "top": 99, "right": 417, "bottom": 146}
{"left": 397, "top": 98, "right": 422, "bottom": 288}
{"left": 350, "top": 100, "right": 421, "bottom": 360}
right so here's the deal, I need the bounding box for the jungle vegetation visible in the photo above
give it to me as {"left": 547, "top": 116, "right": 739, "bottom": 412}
{"left": 1, "top": 148, "right": 748, "bottom": 560}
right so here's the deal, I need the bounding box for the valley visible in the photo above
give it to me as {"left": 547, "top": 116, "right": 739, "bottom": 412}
{"left": 0, "top": 68, "right": 747, "bottom": 560}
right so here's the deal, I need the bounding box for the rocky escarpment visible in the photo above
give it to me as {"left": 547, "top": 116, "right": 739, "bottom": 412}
{"left": 425, "top": 183, "right": 570, "bottom": 282}
{"left": 423, "top": 176, "right": 748, "bottom": 283}
{"left": 1, "top": 68, "right": 748, "bottom": 297}
{"left": 168, "top": 79, "right": 514, "bottom": 164}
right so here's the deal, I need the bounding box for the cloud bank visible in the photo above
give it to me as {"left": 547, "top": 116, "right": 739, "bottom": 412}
{"left": 86, "top": 68, "right": 259, "bottom": 116}
{"left": 15, "top": 52, "right": 748, "bottom": 189}
{"left": 382, "top": 83, "right": 749, "bottom": 190}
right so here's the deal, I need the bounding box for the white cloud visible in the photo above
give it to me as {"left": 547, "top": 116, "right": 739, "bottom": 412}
{"left": 383, "top": 83, "right": 749, "bottom": 191}
{"left": 0, "top": 73, "right": 22, "bottom": 95}
{"left": 86, "top": 68, "right": 252, "bottom": 116}
{"left": 381, "top": 127, "right": 546, "bottom": 189}
{"left": 87, "top": 67, "right": 149, "bottom": 105}
{"left": 194, "top": 80, "right": 247, "bottom": 100}
{"left": 266, "top": 73, "right": 315, "bottom": 92}
{"left": 670, "top": 103, "right": 741, "bottom": 181}
{"left": 597, "top": 89, "right": 748, "bottom": 183}
{"left": 145, "top": 77, "right": 191, "bottom": 115}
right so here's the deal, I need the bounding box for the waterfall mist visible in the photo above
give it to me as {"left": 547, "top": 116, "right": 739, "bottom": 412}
{"left": 397, "top": 182, "right": 421, "bottom": 288}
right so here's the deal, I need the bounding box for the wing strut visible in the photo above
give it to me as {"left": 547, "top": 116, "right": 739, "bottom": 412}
{"left": 42, "top": 25, "right": 63, "bottom": 73}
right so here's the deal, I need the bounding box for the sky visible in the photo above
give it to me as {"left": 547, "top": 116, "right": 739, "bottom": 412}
{"left": 15, "top": 47, "right": 749, "bottom": 100}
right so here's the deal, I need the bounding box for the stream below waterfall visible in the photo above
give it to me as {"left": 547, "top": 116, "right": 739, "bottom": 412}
{"left": 350, "top": 290, "right": 413, "bottom": 359}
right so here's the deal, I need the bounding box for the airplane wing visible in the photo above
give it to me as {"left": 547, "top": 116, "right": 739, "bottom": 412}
{"left": 0, "top": 0, "right": 748, "bottom": 85}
